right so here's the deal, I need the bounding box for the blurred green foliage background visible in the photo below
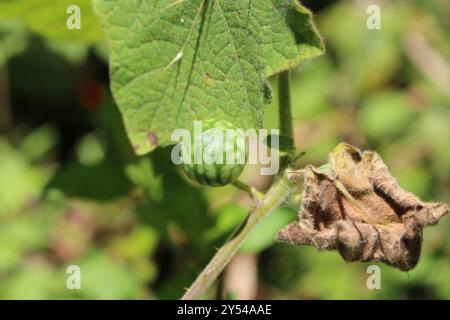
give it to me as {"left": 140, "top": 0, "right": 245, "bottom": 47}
{"left": 0, "top": 0, "right": 449, "bottom": 299}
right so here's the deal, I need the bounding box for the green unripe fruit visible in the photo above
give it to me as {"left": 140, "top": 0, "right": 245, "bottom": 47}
{"left": 181, "top": 119, "right": 247, "bottom": 187}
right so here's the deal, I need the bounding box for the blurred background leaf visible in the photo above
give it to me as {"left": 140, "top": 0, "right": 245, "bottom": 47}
{"left": 0, "top": 0, "right": 102, "bottom": 44}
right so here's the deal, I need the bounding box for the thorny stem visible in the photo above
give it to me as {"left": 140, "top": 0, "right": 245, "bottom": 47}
{"left": 181, "top": 70, "right": 295, "bottom": 300}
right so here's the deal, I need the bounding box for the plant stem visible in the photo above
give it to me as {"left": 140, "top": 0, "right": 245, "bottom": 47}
{"left": 182, "top": 70, "right": 296, "bottom": 300}
{"left": 182, "top": 175, "right": 292, "bottom": 300}
{"left": 232, "top": 180, "right": 263, "bottom": 201}
{"left": 278, "top": 70, "right": 295, "bottom": 172}
{"left": 278, "top": 70, "right": 293, "bottom": 141}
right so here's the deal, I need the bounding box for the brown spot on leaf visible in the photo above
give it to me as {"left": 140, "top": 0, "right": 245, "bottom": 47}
{"left": 204, "top": 73, "right": 212, "bottom": 86}
{"left": 277, "top": 143, "right": 449, "bottom": 271}
{"left": 148, "top": 132, "right": 158, "bottom": 146}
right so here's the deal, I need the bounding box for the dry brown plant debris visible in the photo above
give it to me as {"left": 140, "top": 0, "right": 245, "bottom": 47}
{"left": 277, "top": 143, "right": 449, "bottom": 271}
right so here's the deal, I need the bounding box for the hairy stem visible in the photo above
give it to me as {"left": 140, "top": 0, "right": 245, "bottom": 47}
{"left": 278, "top": 70, "right": 293, "bottom": 141}
{"left": 182, "top": 70, "right": 295, "bottom": 300}
{"left": 278, "top": 70, "right": 295, "bottom": 171}
{"left": 182, "top": 175, "right": 292, "bottom": 300}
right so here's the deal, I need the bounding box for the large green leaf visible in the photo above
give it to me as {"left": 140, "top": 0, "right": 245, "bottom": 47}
{"left": 0, "top": 0, "right": 102, "bottom": 44}
{"left": 94, "top": 0, "right": 324, "bottom": 154}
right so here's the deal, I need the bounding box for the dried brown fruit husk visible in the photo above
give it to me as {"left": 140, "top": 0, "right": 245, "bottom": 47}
{"left": 277, "top": 143, "right": 449, "bottom": 271}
